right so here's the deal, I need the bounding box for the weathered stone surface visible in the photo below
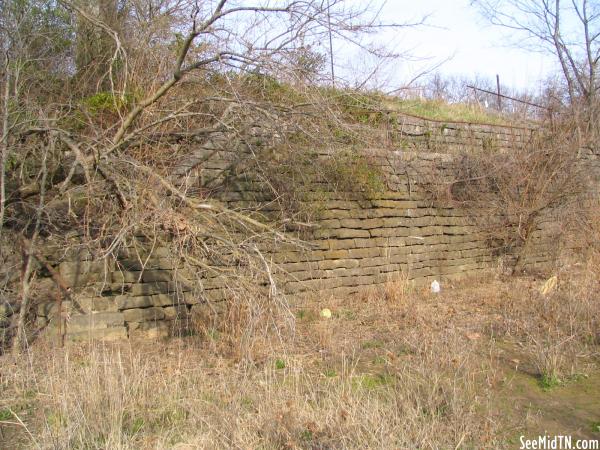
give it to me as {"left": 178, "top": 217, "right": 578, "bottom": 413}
{"left": 152, "top": 294, "right": 178, "bottom": 307}
{"left": 181, "top": 292, "right": 202, "bottom": 305}
{"left": 111, "top": 271, "right": 142, "bottom": 283}
{"left": 190, "top": 302, "right": 226, "bottom": 327}
{"left": 317, "top": 250, "right": 349, "bottom": 260}
{"left": 78, "top": 297, "right": 119, "bottom": 313}
{"left": 202, "top": 289, "right": 227, "bottom": 302}
{"left": 325, "top": 266, "right": 381, "bottom": 279}
{"left": 67, "top": 326, "right": 128, "bottom": 342}
{"left": 119, "top": 258, "right": 176, "bottom": 271}
{"left": 60, "top": 269, "right": 109, "bottom": 287}
{"left": 369, "top": 227, "right": 411, "bottom": 238}
{"left": 66, "top": 312, "right": 125, "bottom": 333}
{"left": 164, "top": 305, "right": 188, "bottom": 320}
{"left": 328, "top": 239, "right": 357, "bottom": 250}
{"left": 128, "top": 282, "right": 170, "bottom": 296}
{"left": 318, "top": 259, "right": 360, "bottom": 270}
{"left": 116, "top": 295, "right": 153, "bottom": 310}
{"left": 335, "top": 229, "right": 370, "bottom": 239}
{"left": 286, "top": 270, "right": 325, "bottom": 282}
{"left": 123, "top": 307, "right": 165, "bottom": 323}
{"left": 352, "top": 218, "right": 389, "bottom": 229}
{"left": 59, "top": 261, "right": 110, "bottom": 278}
{"left": 318, "top": 219, "right": 341, "bottom": 229}
{"left": 347, "top": 247, "right": 382, "bottom": 259}
{"left": 141, "top": 270, "right": 173, "bottom": 283}
{"left": 277, "top": 261, "right": 320, "bottom": 273}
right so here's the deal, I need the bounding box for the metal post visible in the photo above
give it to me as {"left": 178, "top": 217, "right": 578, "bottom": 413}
{"left": 496, "top": 74, "right": 501, "bottom": 111}
{"left": 327, "top": 0, "right": 335, "bottom": 87}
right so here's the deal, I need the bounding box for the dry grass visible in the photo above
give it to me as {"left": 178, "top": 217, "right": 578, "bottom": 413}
{"left": 0, "top": 338, "right": 496, "bottom": 449}
{"left": 1, "top": 267, "right": 599, "bottom": 449}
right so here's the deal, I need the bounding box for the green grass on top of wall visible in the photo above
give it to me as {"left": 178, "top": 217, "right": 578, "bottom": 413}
{"left": 380, "top": 98, "right": 513, "bottom": 125}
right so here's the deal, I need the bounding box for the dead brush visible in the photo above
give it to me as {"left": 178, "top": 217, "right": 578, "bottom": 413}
{"left": 525, "top": 333, "right": 572, "bottom": 388}
{"left": 380, "top": 271, "right": 416, "bottom": 304}
{"left": 189, "top": 271, "right": 296, "bottom": 364}
{"left": 492, "top": 277, "right": 600, "bottom": 383}
{"left": 417, "top": 115, "right": 591, "bottom": 275}
{"left": 0, "top": 328, "right": 500, "bottom": 449}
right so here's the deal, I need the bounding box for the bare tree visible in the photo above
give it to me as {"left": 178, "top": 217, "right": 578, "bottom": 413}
{"left": 0, "top": 0, "right": 426, "bottom": 351}
{"left": 472, "top": 0, "right": 600, "bottom": 109}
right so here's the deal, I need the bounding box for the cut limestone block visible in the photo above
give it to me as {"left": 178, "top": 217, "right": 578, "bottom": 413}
{"left": 67, "top": 327, "right": 128, "bottom": 342}
{"left": 123, "top": 307, "right": 165, "bottom": 323}
{"left": 66, "top": 312, "right": 125, "bottom": 333}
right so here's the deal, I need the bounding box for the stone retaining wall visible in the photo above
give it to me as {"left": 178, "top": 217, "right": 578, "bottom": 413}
{"left": 28, "top": 119, "right": 580, "bottom": 342}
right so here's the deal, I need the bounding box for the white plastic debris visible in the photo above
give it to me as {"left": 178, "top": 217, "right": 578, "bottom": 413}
{"left": 430, "top": 280, "right": 441, "bottom": 294}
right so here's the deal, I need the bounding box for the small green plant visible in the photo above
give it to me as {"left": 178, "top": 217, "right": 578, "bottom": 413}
{"left": 331, "top": 125, "right": 358, "bottom": 144}
{"left": 322, "top": 150, "right": 386, "bottom": 198}
{"left": 372, "top": 356, "right": 388, "bottom": 365}
{"left": 590, "top": 421, "right": 600, "bottom": 433}
{"left": 275, "top": 359, "right": 286, "bottom": 370}
{"left": 538, "top": 373, "right": 561, "bottom": 390}
{"left": 361, "top": 339, "right": 385, "bottom": 350}
{"left": 566, "top": 373, "right": 588, "bottom": 383}
{"left": 82, "top": 91, "right": 133, "bottom": 114}
{"left": 340, "top": 309, "right": 356, "bottom": 320}
{"left": 57, "top": 109, "right": 87, "bottom": 131}
{"left": 423, "top": 129, "right": 434, "bottom": 149}
{"left": 353, "top": 373, "right": 394, "bottom": 390}
{"left": 296, "top": 309, "right": 318, "bottom": 321}
{"left": 299, "top": 429, "right": 314, "bottom": 442}
{"left": 45, "top": 410, "right": 66, "bottom": 431}
{"left": 323, "top": 369, "right": 337, "bottom": 378}
{"left": 0, "top": 408, "right": 12, "bottom": 421}
{"left": 4, "top": 153, "right": 18, "bottom": 173}
{"left": 206, "top": 328, "right": 220, "bottom": 341}
{"left": 250, "top": 145, "right": 386, "bottom": 225}
{"left": 152, "top": 407, "right": 188, "bottom": 430}
{"left": 240, "top": 396, "right": 254, "bottom": 410}
{"left": 243, "top": 73, "right": 307, "bottom": 104}
{"left": 128, "top": 417, "right": 145, "bottom": 435}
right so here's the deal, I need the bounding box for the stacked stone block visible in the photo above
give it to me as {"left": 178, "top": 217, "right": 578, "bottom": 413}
{"left": 34, "top": 118, "right": 568, "bottom": 341}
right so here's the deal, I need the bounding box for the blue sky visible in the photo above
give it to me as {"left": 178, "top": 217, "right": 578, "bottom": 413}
{"left": 335, "top": 0, "right": 559, "bottom": 93}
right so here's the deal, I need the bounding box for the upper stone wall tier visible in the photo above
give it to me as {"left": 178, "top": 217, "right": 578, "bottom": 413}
{"left": 391, "top": 113, "right": 537, "bottom": 152}
{"left": 167, "top": 114, "right": 539, "bottom": 190}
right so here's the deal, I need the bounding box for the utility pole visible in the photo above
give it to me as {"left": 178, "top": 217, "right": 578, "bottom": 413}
{"left": 327, "top": 0, "right": 335, "bottom": 87}
{"left": 496, "top": 74, "right": 501, "bottom": 111}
